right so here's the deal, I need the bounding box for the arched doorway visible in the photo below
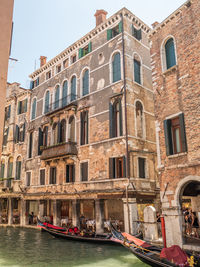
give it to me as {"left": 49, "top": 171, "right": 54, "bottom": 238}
{"left": 179, "top": 180, "right": 200, "bottom": 245}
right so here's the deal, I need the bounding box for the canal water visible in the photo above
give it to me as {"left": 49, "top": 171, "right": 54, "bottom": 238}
{"left": 0, "top": 227, "right": 148, "bottom": 267}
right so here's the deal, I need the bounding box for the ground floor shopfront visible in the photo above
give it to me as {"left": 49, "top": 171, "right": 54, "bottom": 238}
{"left": 0, "top": 191, "right": 159, "bottom": 235}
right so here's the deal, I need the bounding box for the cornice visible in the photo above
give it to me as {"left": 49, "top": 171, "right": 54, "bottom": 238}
{"left": 29, "top": 7, "right": 150, "bottom": 79}
{"left": 149, "top": 0, "right": 192, "bottom": 38}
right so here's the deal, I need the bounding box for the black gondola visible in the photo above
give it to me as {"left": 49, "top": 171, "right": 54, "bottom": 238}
{"left": 110, "top": 224, "right": 200, "bottom": 267}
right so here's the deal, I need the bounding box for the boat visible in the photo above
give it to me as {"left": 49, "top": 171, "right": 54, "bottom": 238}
{"left": 37, "top": 218, "right": 115, "bottom": 244}
{"left": 110, "top": 224, "right": 200, "bottom": 267}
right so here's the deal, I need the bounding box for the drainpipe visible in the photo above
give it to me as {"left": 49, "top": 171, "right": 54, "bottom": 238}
{"left": 120, "top": 12, "right": 131, "bottom": 234}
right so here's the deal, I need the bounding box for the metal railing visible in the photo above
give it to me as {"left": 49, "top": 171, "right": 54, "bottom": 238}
{"left": 44, "top": 94, "right": 77, "bottom": 114}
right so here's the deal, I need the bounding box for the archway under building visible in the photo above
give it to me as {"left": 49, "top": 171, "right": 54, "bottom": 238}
{"left": 179, "top": 179, "right": 200, "bottom": 245}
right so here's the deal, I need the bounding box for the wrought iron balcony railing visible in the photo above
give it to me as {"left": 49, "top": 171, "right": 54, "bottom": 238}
{"left": 44, "top": 94, "right": 77, "bottom": 114}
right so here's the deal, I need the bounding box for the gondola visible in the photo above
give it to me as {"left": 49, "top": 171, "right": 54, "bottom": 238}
{"left": 37, "top": 218, "right": 115, "bottom": 244}
{"left": 110, "top": 224, "right": 200, "bottom": 267}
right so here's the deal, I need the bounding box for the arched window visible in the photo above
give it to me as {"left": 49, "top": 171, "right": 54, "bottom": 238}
{"left": 133, "top": 54, "right": 141, "bottom": 84}
{"left": 16, "top": 156, "right": 22, "bottom": 180}
{"left": 82, "top": 69, "right": 89, "bottom": 96}
{"left": 31, "top": 98, "right": 36, "bottom": 120}
{"left": 60, "top": 119, "right": 66, "bottom": 143}
{"left": 165, "top": 38, "right": 176, "bottom": 69}
{"left": 71, "top": 76, "right": 76, "bottom": 101}
{"left": 44, "top": 91, "right": 50, "bottom": 113}
{"left": 112, "top": 53, "right": 121, "bottom": 83}
{"left": 68, "top": 116, "right": 75, "bottom": 142}
{"left": 0, "top": 160, "right": 5, "bottom": 178}
{"left": 52, "top": 123, "right": 58, "bottom": 145}
{"left": 62, "top": 81, "right": 68, "bottom": 107}
{"left": 54, "top": 85, "right": 60, "bottom": 109}
{"left": 136, "top": 101, "right": 144, "bottom": 138}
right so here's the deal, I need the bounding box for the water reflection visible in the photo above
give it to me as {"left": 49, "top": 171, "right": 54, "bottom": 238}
{"left": 0, "top": 227, "right": 148, "bottom": 267}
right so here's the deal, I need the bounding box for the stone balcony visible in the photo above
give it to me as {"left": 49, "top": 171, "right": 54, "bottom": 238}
{"left": 41, "top": 142, "right": 78, "bottom": 160}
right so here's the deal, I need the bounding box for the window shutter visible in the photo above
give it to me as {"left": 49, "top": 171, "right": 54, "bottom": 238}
{"left": 18, "top": 161, "right": 21, "bottom": 180}
{"left": 107, "top": 29, "right": 112, "bottom": 40}
{"left": 72, "top": 165, "right": 75, "bottom": 182}
{"left": 36, "top": 77, "right": 39, "bottom": 86}
{"left": 8, "top": 105, "right": 11, "bottom": 118}
{"left": 22, "top": 123, "right": 25, "bottom": 141}
{"left": 79, "top": 48, "right": 83, "bottom": 59}
{"left": 164, "top": 119, "right": 173, "bottom": 156}
{"left": 119, "top": 99, "right": 123, "bottom": 136}
{"left": 179, "top": 113, "right": 187, "bottom": 153}
{"left": 66, "top": 165, "right": 69, "bottom": 183}
{"left": 83, "top": 70, "right": 89, "bottom": 96}
{"left": 44, "top": 126, "right": 48, "bottom": 146}
{"left": 134, "top": 59, "right": 141, "bottom": 84}
{"left": 15, "top": 125, "right": 19, "bottom": 143}
{"left": 123, "top": 156, "right": 126, "bottom": 178}
{"left": 17, "top": 102, "right": 21, "bottom": 115}
{"left": 24, "top": 99, "right": 28, "bottom": 112}
{"left": 131, "top": 25, "right": 135, "bottom": 36}
{"left": 45, "top": 91, "right": 50, "bottom": 113}
{"left": 86, "top": 111, "right": 89, "bottom": 144}
{"left": 88, "top": 42, "right": 92, "bottom": 53}
{"left": 57, "top": 122, "right": 61, "bottom": 143}
{"left": 118, "top": 21, "right": 123, "bottom": 33}
{"left": 113, "top": 53, "right": 121, "bottom": 83}
{"left": 109, "top": 158, "right": 115, "bottom": 179}
{"left": 30, "top": 81, "right": 34, "bottom": 89}
{"left": 109, "top": 103, "right": 113, "bottom": 138}
{"left": 165, "top": 38, "right": 176, "bottom": 69}
{"left": 38, "top": 128, "right": 43, "bottom": 155}
{"left": 137, "top": 29, "right": 142, "bottom": 40}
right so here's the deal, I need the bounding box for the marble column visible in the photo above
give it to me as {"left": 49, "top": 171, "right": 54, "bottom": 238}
{"left": 8, "top": 197, "right": 13, "bottom": 225}
{"left": 53, "top": 200, "right": 61, "bottom": 226}
{"left": 123, "top": 198, "right": 138, "bottom": 235}
{"left": 72, "top": 199, "right": 80, "bottom": 228}
{"left": 95, "top": 199, "right": 104, "bottom": 234}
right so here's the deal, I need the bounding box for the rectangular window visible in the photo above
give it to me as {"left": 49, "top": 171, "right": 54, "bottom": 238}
{"left": 71, "top": 55, "right": 76, "bottom": 64}
{"left": 56, "top": 64, "right": 61, "bottom": 73}
{"left": 63, "top": 58, "right": 69, "bottom": 69}
{"left": 134, "top": 59, "right": 141, "bottom": 84}
{"left": 81, "top": 162, "right": 88, "bottom": 182}
{"left": 66, "top": 164, "right": 75, "bottom": 183}
{"left": 79, "top": 42, "right": 92, "bottom": 59}
{"left": 28, "top": 132, "right": 33, "bottom": 158}
{"left": 107, "top": 22, "right": 122, "bottom": 41}
{"left": 132, "top": 25, "right": 142, "bottom": 41}
{"left": 138, "top": 157, "right": 146, "bottom": 178}
{"left": 18, "top": 99, "right": 27, "bottom": 114}
{"left": 26, "top": 172, "right": 31, "bottom": 186}
{"left": 46, "top": 71, "right": 51, "bottom": 80}
{"left": 164, "top": 113, "right": 187, "bottom": 156}
{"left": 40, "top": 169, "right": 45, "bottom": 185}
{"left": 109, "top": 100, "right": 123, "bottom": 138}
{"left": 50, "top": 167, "right": 56, "bottom": 184}
{"left": 109, "top": 156, "right": 126, "bottom": 178}
{"left": 5, "top": 105, "right": 11, "bottom": 121}
{"left": 80, "top": 111, "right": 88, "bottom": 145}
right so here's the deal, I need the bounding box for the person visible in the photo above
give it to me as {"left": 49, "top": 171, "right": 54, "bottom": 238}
{"left": 191, "top": 212, "right": 199, "bottom": 238}
{"left": 80, "top": 214, "right": 86, "bottom": 230}
{"left": 156, "top": 212, "right": 161, "bottom": 223}
{"left": 184, "top": 209, "right": 192, "bottom": 236}
{"left": 29, "top": 212, "right": 34, "bottom": 225}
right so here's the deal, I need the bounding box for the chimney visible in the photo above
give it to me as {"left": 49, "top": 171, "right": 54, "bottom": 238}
{"left": 94, "top": 10, "right": 108, "bottom": 27}
{"left": 40, "top": 56, "right": 47, "bottom": 67}
{"left": 151, "top": 21, "right": 159, "bottom": 29}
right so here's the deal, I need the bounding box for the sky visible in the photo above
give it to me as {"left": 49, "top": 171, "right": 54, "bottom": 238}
{"left": 8, "top": 0, "right": 185, "bottom": 88}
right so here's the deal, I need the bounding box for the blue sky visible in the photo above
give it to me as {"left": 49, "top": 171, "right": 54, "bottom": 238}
{"left": 8, "top": 0, "right": 184, "bottom": 88}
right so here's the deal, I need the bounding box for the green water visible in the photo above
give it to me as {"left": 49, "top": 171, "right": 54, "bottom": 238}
{"left": 0, "top": 227, "right": 148, "bottom": 267}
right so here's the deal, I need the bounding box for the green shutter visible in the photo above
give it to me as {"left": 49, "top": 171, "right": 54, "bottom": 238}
{"left": 8, "top": 105, "right": 11, "bottom": 118}
{"left": 15, "top": 125, "right": 19, "bottom": 143}
{"left": 86, "top": 111, "right": 88, "bottom": 144}
{"left": 22, "top": 123, "right": 25, "bottom": 142}
{"left": 88, "top": 42, "right": 92, "bottom": 53}
{"left": 109, "top": 103, "right": 113, "bottom": 138}
{"left": 119, "top": 99, "right": 123, "bottom": 136}
{"left": 118, "top": 21, "right": 123, "bottom": 33}
{"left": 134, "top": 59, "right": 141, "bottom": 84}
{"left": 165, "top": 38, "right": 176, "bottom": 69}
{"left": 83, "top": 70, "right": 89, "bottom": 96}
{"left": 80, "top": 112, "right": 84, "bottom": 145}
{"left": 57, "top": 122, "right": 61, "bottom": 143}
{"left": 38, "top": 128, "right": 43, "bottom": 155}
{"left": 24, "top": 99, "right": 28, "bottom": 112}
{"left": 79, "top": 48, "right": 83, "bottom": 59}
{"left": 113, "top": 53, "right": 121, "bottom": 83}
{"left": 107, "top": 29, "right": 112, "bottom": 40}
{"left": 164, "top": 119, "right": 173, "bottom": 156}
{"left": 36, "top": 77, "right": 39, "bottom": 86}
{"left": 17, "top": 101, "right": 21, "bottom": 115}
{"left": 137, "top": 29, "right": 142, "bottom": 40}
{"left": 179, "top": 113, "right": 187, "bottom": 152}
{"left": 30, "top": 81, "right": 34, "bottom": 89}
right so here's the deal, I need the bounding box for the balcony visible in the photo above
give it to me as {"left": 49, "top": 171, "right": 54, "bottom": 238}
{"left": 41, "top": 142, "right": 77, "bottom": 160}
{"left": 44, "top": 94, "right": 77, "bottom": 115}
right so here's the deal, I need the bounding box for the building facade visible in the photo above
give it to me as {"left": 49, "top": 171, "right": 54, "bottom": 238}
{"left": 0, "top": 8, "right": 159, "bottom": 234}
{"left": 0, "top": 0, "right": 14, "bottom": 158}
{"left": 150, "top": 0, "right": 200, "bottom": 251}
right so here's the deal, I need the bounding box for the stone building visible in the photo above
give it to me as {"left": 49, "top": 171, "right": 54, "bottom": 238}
{"left": 150, "top": 0, "right": 200, "bottom": 251}
{"left": 0, "top": 0, "right": 14, "bottom": 157}
{"left": 0, "top": 8, "right": 159, "bottom": 233}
